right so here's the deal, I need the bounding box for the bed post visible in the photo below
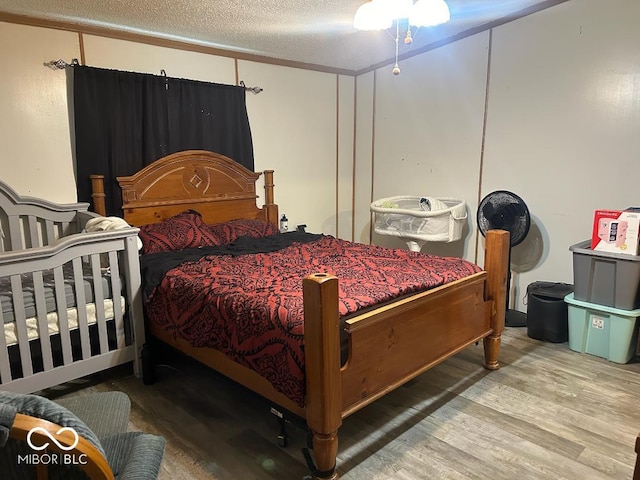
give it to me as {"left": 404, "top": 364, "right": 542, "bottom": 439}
{"left": 262, "top": 170, "right": 279, "bottom": 227}
{"left": 482, "top": 229, "right": 510, "bottom": 370}
{"left": 89, "top": 175, "right": 107, "bottom": 216}
{"left": 303, "top": 273, "right": 342, "bottom": 480}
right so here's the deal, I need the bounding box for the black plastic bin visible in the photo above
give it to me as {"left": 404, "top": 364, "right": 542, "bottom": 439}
{"left": 526, "top": 281, "right": 574, "bottom": 343}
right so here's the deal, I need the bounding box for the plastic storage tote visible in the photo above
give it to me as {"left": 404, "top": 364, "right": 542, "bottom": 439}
{"left": 570, "top": 240, "right": 640, "bottom": 310}
{"left": 565, "top": 293, "right": 640, "bottom": 363}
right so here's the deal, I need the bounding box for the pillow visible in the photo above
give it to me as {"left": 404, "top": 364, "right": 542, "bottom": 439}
{"left": 138, "top": 210, "right": 220, "bottom": 254}
{"left": 205, "top": 218, "right": 279, "bottom": 245}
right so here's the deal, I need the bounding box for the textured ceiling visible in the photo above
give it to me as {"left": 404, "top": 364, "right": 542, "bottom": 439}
{"left": 0, "top": 0, "right": 562, "bottom": 73}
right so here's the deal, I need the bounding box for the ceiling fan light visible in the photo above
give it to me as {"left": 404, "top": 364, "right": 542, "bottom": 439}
{"left": 374, "top": 0, "right": 414, "bottom": 20}
{"left": 354, "top": 1, "right": 392, "bottom": 30}
{"left": 410, "top": 0, "right": 451, "bottom": 27}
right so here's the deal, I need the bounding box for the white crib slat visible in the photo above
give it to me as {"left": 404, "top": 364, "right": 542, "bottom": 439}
{"left": 8, "top": 216, "right": 24, "bottom": 250}
{"left": 0, "top": 302, "right": 12, "bottom": 383}
{"left": 71, "top": 257, "right": 91, "bottom": 359}
{"left": 53, "top": 265, "right": 73, "bottom": 365}
{"left": 10, "top": 275, "right": 33, "bottom": 377}
{"left": 44, "top": 219, "right": 56, "bottom": 246}
{"left": 90, "top": 254, "right": 109, "bottom": 354}
{"left": 27, "top": 216, "right": 40, "bottom": 248}
{"left": 32, "top": 271, "right": 54, "bottom": 371}
{"left": 109, "top": 251, "right": 126, "bottom": 349}
{"left": 60, "top": 221, "right": 72, "bottom": 237}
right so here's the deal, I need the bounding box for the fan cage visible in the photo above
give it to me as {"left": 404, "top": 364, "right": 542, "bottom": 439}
{"left": 476, "top": 190, "right": 531, "bottom": 247}
{"left": 370, "top": 195, "right": 467, "bottom": 243}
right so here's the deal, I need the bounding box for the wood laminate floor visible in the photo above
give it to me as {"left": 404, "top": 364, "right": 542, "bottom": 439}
{"left": 46, "top": 327, "right": 640, "bottom": 480}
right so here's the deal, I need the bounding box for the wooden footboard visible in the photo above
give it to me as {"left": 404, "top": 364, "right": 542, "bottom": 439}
{"left": 303, "top": 229, "right": 509, "bottom": 479}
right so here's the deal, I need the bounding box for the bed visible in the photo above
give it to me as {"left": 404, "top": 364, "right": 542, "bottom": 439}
{"left": 0, "top": 180, "right": 144, "bottom": 394}
{"left": 91, "top": 149, "right": 510, "bottom": 480}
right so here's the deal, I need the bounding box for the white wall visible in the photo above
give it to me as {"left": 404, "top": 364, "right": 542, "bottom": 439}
{"left": 365, "top": 0, "right": 640, "bottom": 311}
{"left": 239, "top": 60, "right": 342, "bottom": 236}
{"left": 484, "top": 0, "right": 640, "bottom": 309}
{"left": 83, "top": 36, "right": 236, "bottom": 83}
{"left": 0, "top": 23, "right": 80, "bottom": 203}
{"left": 370, "top": 32, "right": 490, "bottom": 262}
{"left": 0, "top": 23, "right": 354, "bottom": 237}
{"left": 353, "top": 71, "right": 375, "bottom": 244}
{"left": 337, "top": 75, "right": 356, "bottom": 241}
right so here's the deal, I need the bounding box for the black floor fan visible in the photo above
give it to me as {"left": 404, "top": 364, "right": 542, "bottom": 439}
{"left": 477, "top": 190, "right": 531, "bottom": 327}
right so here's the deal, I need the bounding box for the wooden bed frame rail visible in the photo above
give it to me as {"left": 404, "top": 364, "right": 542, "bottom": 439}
{"left": 90, "top": 150, "right": 510, "bottom": 480}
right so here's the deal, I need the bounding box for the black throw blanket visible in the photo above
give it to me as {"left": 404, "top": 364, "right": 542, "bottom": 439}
{"left": 140, "top": 231, "right": 324, "bottom": 300}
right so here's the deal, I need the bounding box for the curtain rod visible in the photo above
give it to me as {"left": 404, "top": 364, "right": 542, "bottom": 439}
{"left": 45, "top": 58, "right": 263, "bottom": 94}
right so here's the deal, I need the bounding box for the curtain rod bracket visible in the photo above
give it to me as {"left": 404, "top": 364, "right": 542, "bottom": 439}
{"left": 160, "top": 69, "right": 168, "bottom": 90}
{"left": 239, "top": 80, "right": 263, "bottom": 95}
{"left": 44, "top": 58, "right": 79, "bottom": 70}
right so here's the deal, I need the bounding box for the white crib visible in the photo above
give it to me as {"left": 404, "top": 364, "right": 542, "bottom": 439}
{"left": 0, "top": 180, "right": 144, "bottom": 393}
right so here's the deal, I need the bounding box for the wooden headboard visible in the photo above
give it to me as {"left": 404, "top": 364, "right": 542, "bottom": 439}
{"left": 90, "top": 150, "right": 278, "bottom": 227}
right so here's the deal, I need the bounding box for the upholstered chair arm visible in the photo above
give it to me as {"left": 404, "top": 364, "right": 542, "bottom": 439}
{"left": 10, "top": 413, "right": 114, "bottom": 480}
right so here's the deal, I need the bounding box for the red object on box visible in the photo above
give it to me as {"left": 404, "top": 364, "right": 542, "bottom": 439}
{"left": 592, "top": 210, "right": 623, "bottom": 249}
{"left": 591, "top": 209, "right": 640, "bottom": 255}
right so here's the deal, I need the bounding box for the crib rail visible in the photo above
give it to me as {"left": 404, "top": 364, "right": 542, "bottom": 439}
{"left": 0, "top": 230, "right": 143, "bottom": 393}
{"left": 0, "top": 180, "right": 93, "bottom": 252}
{"left": 0, "top": 180, "right": 143, "bottom": 393}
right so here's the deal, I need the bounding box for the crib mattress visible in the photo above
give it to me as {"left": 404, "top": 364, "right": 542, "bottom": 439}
{"left": 0, "top": 263, "right": 120, "bottom": 325}
{"left": 3, "top": 297, "right": 126, "bottom": 346}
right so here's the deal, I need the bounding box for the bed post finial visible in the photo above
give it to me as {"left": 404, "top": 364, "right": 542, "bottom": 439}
{"left": 262, "top": 170, "right": 278, "bottom": 227}
{"left": 89, "top": 175, "right": 106, "bottom": 216}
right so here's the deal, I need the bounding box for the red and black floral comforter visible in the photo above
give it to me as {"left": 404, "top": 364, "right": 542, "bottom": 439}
{"left": 143, "top": 233, "right": 481, "bottom": 407}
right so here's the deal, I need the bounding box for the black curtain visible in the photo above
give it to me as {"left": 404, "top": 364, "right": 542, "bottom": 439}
{"left": 72, "top": 65, "right": 254, "bottom": 215}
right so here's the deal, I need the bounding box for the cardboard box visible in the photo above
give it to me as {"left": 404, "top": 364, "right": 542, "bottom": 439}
{"left": 591, "top": 209, "right": 640, "bottom": 255}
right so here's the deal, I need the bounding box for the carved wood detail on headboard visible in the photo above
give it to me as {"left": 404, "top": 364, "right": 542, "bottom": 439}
{"left": 113, "top": 150, "right": 278, "bottom": 227}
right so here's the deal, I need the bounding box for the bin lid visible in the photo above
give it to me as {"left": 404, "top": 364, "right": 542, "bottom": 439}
{"left": 527, "top": 281, "right": 574, "bottom": 300}
{"left": 570, "top": 240, "right": 640, "bottom": 261}
{"left": 564, "top": 293, "right": 640, "bottom": 316}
